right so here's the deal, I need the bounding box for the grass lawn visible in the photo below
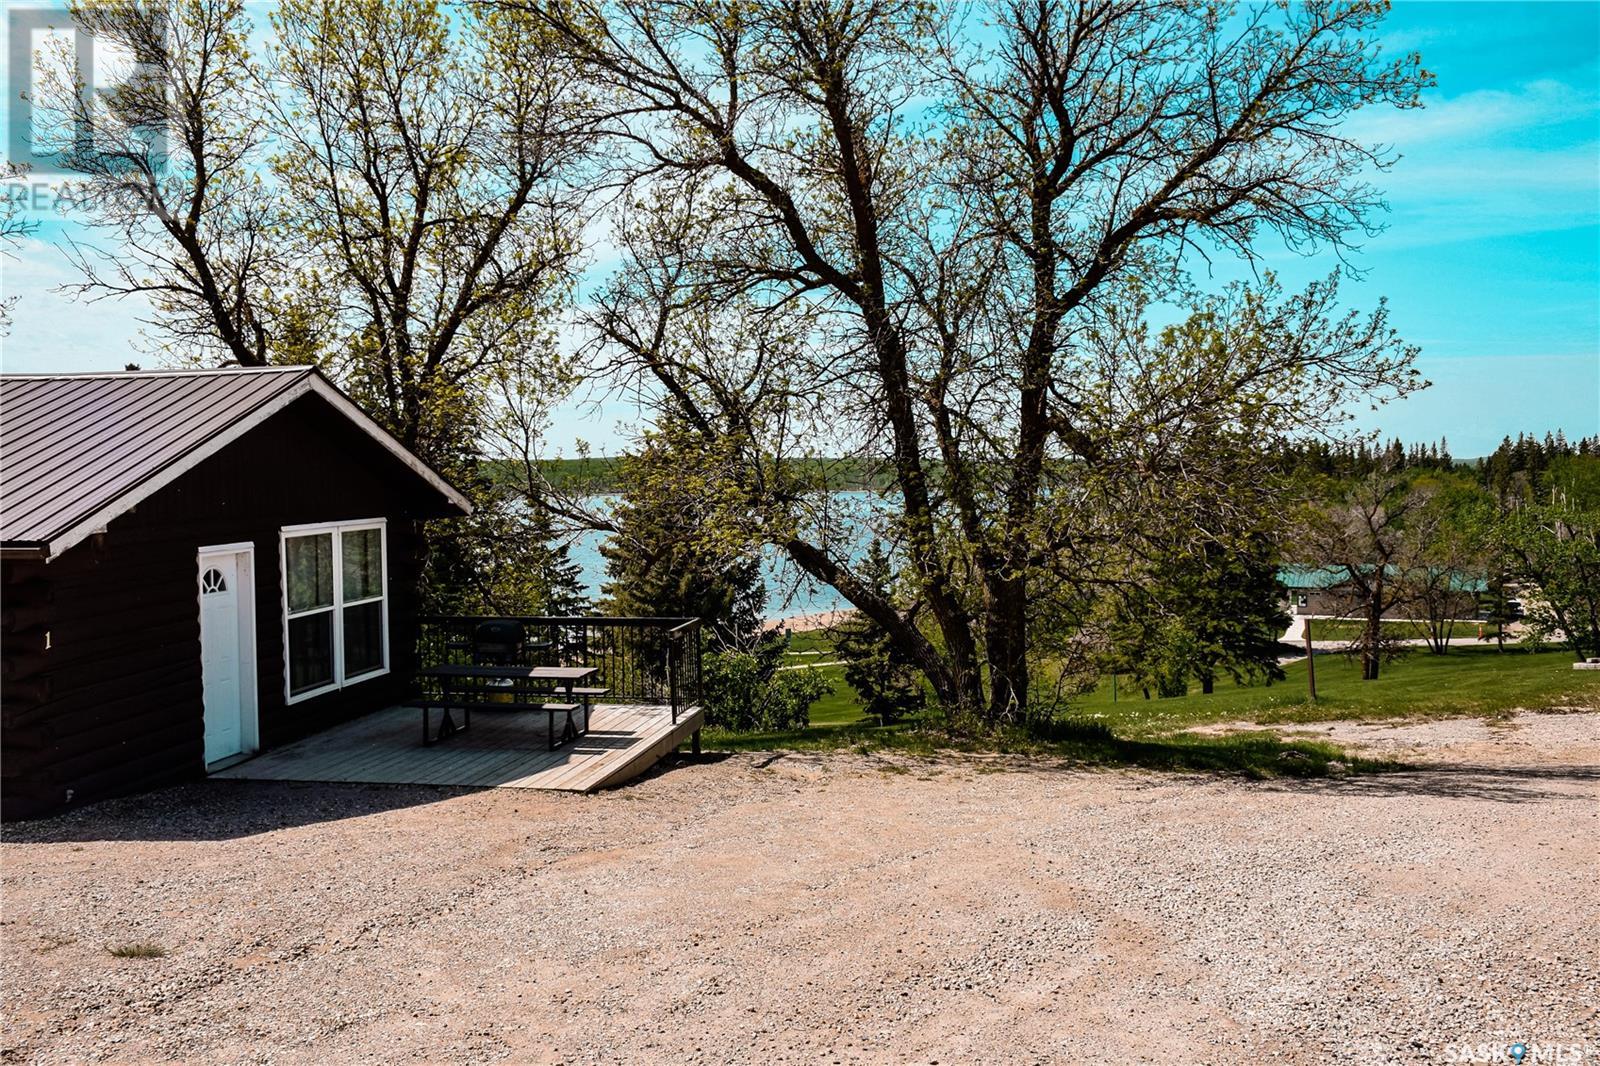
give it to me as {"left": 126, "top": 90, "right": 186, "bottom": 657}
{"left": 782, "top": 630, "right": 836, "bottom": 656}
{"left": 1304, "top": 617, "right": 1496, "bottom": 644}
{"left": 706, "top": 637, "right": 1599, "bottom": 778}
{"left": 777, "top": 630, "right": 859, "bottom": 726}
{"left": 1071, "top": 644, "right": 1597, "bottom": 734}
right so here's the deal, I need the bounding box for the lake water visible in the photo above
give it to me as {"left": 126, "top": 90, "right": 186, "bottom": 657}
{"left": 564, "top": 491, "right": 886, "bottom": 621}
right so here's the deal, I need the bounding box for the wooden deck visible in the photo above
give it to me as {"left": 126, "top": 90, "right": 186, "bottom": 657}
{"left": 213, "top": 702, "right": 703, "bottom": 792}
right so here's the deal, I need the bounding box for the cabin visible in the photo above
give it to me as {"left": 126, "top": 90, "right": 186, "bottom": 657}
{"left": 0, "top": 367, "right": 471, "bottom": 819}
{"left": 1278, "top": 564, "right": 1487, "bottom": 618}
{"left": 1279, "top": 565, "right": 1355, "bottom": 616}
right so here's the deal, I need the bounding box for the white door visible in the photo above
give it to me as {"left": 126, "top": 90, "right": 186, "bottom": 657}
{"left": 199, "top": 548, "right": 257, "bottom": 766}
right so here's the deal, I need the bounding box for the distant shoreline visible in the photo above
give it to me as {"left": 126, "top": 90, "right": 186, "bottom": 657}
{"left": 488, "top": 456, "right": 899, "bottom": 495}
{"left": 765, "top": 609, "right": 858, "bottom": 632}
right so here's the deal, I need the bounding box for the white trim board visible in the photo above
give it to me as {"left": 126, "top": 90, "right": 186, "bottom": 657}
{"left": 37, "top": 371, "right": 471, "bottom": 560}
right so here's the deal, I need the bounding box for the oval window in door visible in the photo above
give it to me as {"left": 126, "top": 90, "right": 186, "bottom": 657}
{"left": 201, "top": 568, "right": 228, "bottom": 594}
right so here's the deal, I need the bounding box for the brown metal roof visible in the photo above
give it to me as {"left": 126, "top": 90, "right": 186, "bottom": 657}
{"left": 0, "top": 367, "right": 470, "bottom": 556}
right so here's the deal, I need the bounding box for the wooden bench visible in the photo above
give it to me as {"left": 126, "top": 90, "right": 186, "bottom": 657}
{"left": 406, "top": 699, "right": 584, "bottom": 750}
{"left": 565, "top": 686, "right": 610, "bottom": 724}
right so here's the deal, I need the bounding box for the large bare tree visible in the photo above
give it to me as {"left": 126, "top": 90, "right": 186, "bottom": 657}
{"left": 520, "top": 0, "right": 1430, "bottom": 720}
{"left": 1297, "top": 470, "right": 1423, "bottom": 680}
{"left": 265, "top": 0, "right": 593, "bottom": 465}
{"left": 35, "top": 0, "right": 594, "bottom": 470}
{"left": 31, "top": 0, "right": 275, "bottom": 364}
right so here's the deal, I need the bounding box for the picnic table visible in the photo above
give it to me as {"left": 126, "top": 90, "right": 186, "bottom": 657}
{"left": 413, "top": 664, "right": 601, "bottom": 750}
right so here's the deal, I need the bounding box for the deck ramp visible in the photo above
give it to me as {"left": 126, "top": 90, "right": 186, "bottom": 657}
{"left": 213, "top": 703, "right": 702, "bottom": 792}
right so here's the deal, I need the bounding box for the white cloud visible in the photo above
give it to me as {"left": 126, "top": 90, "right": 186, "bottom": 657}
{"left": 1374, "top": 24, "right": 1452, "bottom": 55}
{"left": 1346, "top": 75, "right": 1597, "bottom": 149}
{"left": 1342, "top": 69, "right": 1600, "bottom": 250}
{"left": 1373, "top": 139, "right": 1599, "bottom": 247}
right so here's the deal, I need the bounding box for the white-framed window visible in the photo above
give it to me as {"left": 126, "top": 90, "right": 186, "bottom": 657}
{"left": 280, "top": 519, "right": 389, "bottom": 703}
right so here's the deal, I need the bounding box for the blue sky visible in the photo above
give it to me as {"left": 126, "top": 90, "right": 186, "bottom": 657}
{"left": 1269, "top": 2, "right": 1600, "bottom": 454}
{"left": 1, "top": 1, "right": 1596, "bottom": 457}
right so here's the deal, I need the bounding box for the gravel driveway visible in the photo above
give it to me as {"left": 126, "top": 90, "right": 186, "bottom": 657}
{"left": 3, "top": 713, "right": 1597, "bottom": 1064}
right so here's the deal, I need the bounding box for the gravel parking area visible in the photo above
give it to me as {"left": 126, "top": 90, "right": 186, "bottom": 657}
{"left": 3, "top": 712, "right": 1597, "bottom": 1064}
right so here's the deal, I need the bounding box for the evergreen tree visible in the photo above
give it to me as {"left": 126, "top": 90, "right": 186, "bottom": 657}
{"left": 598, "top": 422, "right": 803, "bottom": 723}
{"left": 1175, "top": 536, "right": 1292, "bottom": 693}
{"left": 833, "top": 541, "right": 926, "bottom": 723}
{"left": 1102, "top": 532, "right": 1289, "bottom": 696}
{"left": 422, "top": 475, "right": 589, "bottom": 617}
{"left": 1476, "top": 571, "right": 1521, "bottom": 652}
{"left": 540, "top": 530, "right": 590, "bottom": 618}
{"left": 601, "top": 481, "right": 767, "bottom": 649}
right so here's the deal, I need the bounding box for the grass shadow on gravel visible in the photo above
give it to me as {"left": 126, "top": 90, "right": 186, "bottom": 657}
{"left": 1251, "top": 761, "right": 1600, "bottom": 804}
{"left": 1017, "top": 719, "right": 1397, "bottom": 778}
{"left": 704, "top": 716, "right": 1598, "bottom": 799}
{"left": 707, "top": 717, "right": 1398, "bottom": 779}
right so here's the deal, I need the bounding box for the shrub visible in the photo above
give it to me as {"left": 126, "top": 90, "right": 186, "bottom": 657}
{"left": 106, "top": 942, "right": 165, "bottom": 959}
{"left": 703, "top": 650, "right": 832, "bottom": 732}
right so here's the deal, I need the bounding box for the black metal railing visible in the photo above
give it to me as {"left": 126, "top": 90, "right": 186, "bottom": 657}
{"left": 416, "top": 615, "right": 704, "bottom": 722}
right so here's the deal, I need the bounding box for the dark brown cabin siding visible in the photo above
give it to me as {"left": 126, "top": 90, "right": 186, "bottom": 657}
{"left": 1, "top": 396, "right": 451, "bottom": 819}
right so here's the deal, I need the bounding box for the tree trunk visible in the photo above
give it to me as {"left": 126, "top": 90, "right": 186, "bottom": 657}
{"left": 1362, "top": 594, "right": 1383, "bottom": 681}
{"left": 1201, "top": 674, "right": 1215, "bottom": 695}
{"left": 1426, "top": 606, "right": 1452, "bottom": 655}
{"left": 784, "top": 536, "right": 980, "bottom": 713}
{"left": 982, "top": 574, "right": 1029, "bottom": 722}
